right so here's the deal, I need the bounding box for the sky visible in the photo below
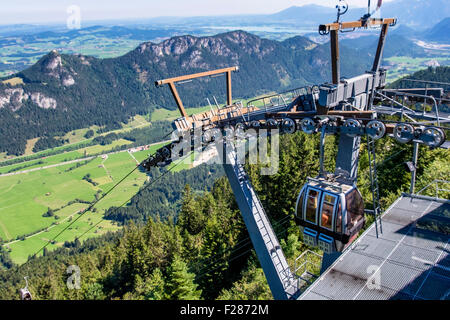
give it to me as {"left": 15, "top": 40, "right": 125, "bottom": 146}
{"left": 0, "top": 0, "right": 395, "bottom": 25}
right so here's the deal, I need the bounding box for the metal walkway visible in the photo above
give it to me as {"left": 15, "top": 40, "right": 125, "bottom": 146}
{"left": 222, "top": 143, "right": 300, "bottom": 300}
{"left": 374, "top": 105, "right": 450, "bottom": 123}
{"left": 299, "top": 195, "right": 450, "bottom": 300}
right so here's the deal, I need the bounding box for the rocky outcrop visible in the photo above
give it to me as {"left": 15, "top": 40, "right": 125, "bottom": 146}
{"left": 0, "top": 88, "right": 56, "bottom": 111}
{"left": 0, "top": 88, "right": 27, "bottom": 111}
{"left": 43, "top": 50, "right": 76, "bottom": 86}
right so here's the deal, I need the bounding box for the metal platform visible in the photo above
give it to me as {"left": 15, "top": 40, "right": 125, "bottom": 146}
{"left": 299, "top": 195, "right": 450, "bottom": 300}
{"left": 374, "top": 105, "right": 450, "bottom": 124}
{"left": 222, "top": 143, "right": 300, "bottom": 300}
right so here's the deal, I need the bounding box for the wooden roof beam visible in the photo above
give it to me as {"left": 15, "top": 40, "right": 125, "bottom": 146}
{"left": 319, "top": 18, "right": 396, "bottom": 33}
{"left": 155, "top": 66, "right": 239, "bottom": 118}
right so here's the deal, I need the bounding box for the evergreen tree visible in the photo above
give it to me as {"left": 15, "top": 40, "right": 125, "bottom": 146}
{"left": 42, "top": 207, "right": 54, "bottom": 217}
{"left": 165, "top": 255, "right": 201, "bottom": 300}
{"left": 133, "top": 269, "right": 165, "bottom": 300}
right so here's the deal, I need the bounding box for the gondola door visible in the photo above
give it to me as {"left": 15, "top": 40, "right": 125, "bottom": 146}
{"left": 301, "top": 187, "right": 322, "bottom": 247}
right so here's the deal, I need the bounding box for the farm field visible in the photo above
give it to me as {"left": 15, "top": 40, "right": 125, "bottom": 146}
{"left": 0, "top": 145, "right": 169, "bottom": 264}
{"left": 0, "top": 114, "right": 151, "bottom": 163}
{"left": 385, "top": 56, "right": 450, "bottom": 83}
{"left": 0, "top": 139, "right": 134, "bottom": 175}
{"left": 0, "top": 114, "right": 153, "bottom": 172}
{"left": 151, "top": 105, "right": 212, "bottom": 121}
{"left": 59, "top": 114, "right": 151, "bottom": 145}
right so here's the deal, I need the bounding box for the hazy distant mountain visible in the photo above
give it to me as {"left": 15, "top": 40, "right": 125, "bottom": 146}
{"left": 423, "top": 17, "right": 450, "bottom": 43}
{"left": 266, "top": 5, "right": 337, "bottom": 25}
{"left": 341, "top": 34, "right": 427, "bottom": 59}
{"left": 0, "top": 31, "right": 370, "bottom": 156}
{"left": 381, "top": 0, "right": 450, "bottom": 29}
{"left": 390, "top": 24, "right": 420, "bottom": 38}
{"left": 277, "top": 0, "right": 450, "bottom": 30}
{"left": 142, "top": 1, "right": 449, "bottom": 30}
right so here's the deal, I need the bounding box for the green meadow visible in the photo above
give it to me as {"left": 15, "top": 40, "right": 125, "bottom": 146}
{"left": 0, "top": 147, "right": 167, "bottom": 264}
{"left": 0, "top": 114, "right": 151, "bottom": 163}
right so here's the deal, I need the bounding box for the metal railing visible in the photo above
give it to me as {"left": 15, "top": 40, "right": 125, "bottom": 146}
{"left": 246, "top": 86, "right": 312, "bottom": 112}
{"left": 293, "top": 250, "right": 322, "bottom": 289}
{"left": 415, "top": 179, "right": 450, "bottom": 200}
{"left": 378, "top": 90, "right": 442, "bottom": 125}
{"left": 402, "top": 78, "right": 450, "bottom": 89}
{"left": 307, "top": 176, "right": 344, "bottom": 194}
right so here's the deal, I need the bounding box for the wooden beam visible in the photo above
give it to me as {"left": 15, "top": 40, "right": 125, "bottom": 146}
{"left": 168, "top": 82, "right": 188, "bottom": 118}
{"left": 330, "top": 30, "right": 340, "bottom": 84}
{"left": 319, "top": 18, "right": 396, "bottom": 33}
{"left": 372, "top": 23, "right": 389, "bottom": 72}
{"left": 226, "top": 71, "right": 232, "bottom": 106}
{"left": 156, "top": 66, "right": 238, "bottom": 86}
{"left": 327, "top": 111, "right": 375, "bottom": 117}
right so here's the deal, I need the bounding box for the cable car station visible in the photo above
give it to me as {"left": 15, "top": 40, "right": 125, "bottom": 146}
{"left": 139, "top": 1, "right": 450, "bottom": 300}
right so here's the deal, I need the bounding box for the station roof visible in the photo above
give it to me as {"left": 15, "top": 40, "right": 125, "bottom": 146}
{"left": 299, "top": 195, "right": 450, "bottom": 300}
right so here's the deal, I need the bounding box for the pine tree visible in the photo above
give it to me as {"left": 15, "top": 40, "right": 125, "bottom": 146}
{"left": 133, "top": 269, "right": 165, "bottom": 300}
{"left": 177, "top": 185, "right": 205, "bottom": 235}
{"left": 42, "top": 207, "right": 54, "bottom": 217}
{"left": 165, "top": 255, "right": 201, "bottom": 300}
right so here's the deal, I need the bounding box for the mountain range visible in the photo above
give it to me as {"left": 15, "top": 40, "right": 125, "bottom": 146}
{"left": 424, "top": 17, "right": 450, "bottom": 43}
{"left": 0, "top": 31, "right": 371, "bottom": 156}
{"left": 143, "top": 1, "right": 450, "bottom": 31}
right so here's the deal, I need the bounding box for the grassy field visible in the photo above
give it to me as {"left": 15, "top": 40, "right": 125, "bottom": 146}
{"left": 0, "top": 150, "right": 84, "bottom": 175}
{"left": 77, "top": 139, "right": 133, "bottom": 156}
{"left": 0, "top": 114, "right": 152, "bottom": 170}
{"left": 0, "top": 150, "right": 145, "bottom": 263}
{"left": 0, "top": 114, "right": 151, "bottom": 163}
{"left": 385, "top": 56, "right": 450, "bottom": 83}
{"left": 59, "top": 114, "right": 150, "bottom": 145}
{"left": 0, "top": 139, "right": 169, "bottom": 264}
{"left": 1, "top": 77, "right": 24, "bottom": 85}
{"left": 0, "top": 142, "right": 130, "bottom": 175}
{"left": 151, "top": 105, "right": 212, "bottom": 121}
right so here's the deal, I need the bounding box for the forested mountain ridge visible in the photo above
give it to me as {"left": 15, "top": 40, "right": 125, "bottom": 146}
{"left": 389, "top": 66, "right": 450, "bottom": 88}
{"left": 0, "top": 30, "right": 371, "bottom": 156}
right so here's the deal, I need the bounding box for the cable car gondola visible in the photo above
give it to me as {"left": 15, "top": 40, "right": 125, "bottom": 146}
{"left": 295, "top": 175, "right": 365, "bottom": 253}
{"left": 19, "top": 276, "right": 32, "bottom": 300}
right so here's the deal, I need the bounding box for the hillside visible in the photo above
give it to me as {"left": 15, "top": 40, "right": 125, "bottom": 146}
{"left": 341, "top": 34, "right": 427, "bottom": 59}
{"left": 0, "top": 30, "right": 371, "bottom": 156}
{"left": 389, "top": 66, "right": 450, "bottom": 89}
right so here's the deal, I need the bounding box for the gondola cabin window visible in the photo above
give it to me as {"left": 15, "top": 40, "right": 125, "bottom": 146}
{"left": 320, "top": 193, "right": 337, "bottom": 230}
{"left": 345, "top": 189, "right": 364, "bottom": 230}
{"left": 305, "top": 189, "right": 319, "bottom": 224}
{"left": 335, "top": 202, "right": 342, "bottom": 233}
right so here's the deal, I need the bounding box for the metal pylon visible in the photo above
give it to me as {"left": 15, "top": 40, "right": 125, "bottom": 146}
{"left": 220, "top": 141, "right": 300, "bottom": 300}
{"left": 367, "top": 134, "right": 383, "bottom": 237}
